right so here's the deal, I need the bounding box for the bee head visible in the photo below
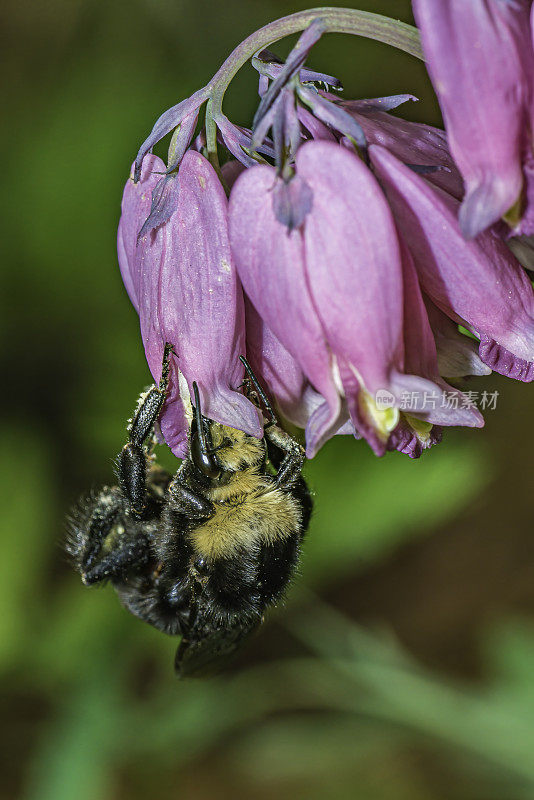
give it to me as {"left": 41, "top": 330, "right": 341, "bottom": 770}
{"left": 189, "top": 382, "right": 265, "bottom": 480}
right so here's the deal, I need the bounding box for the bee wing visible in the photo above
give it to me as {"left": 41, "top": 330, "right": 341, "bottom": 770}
{"left": 174, "top": 617, "right": 262, "bottom": 678}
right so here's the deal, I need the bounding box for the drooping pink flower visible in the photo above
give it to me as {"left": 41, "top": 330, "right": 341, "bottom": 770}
{"left": 119, "top": 10, "right": 534, "bottom": 462}
{"left": 229, "top": 140, "right": 482, "bottom": 457}
{"left": 370, "top": 144, "right": 534, "bottom": 381}
{"left": 412, "top": 0, "right": 534, "bottom": 238}
{"left": 118, "top": 150, "right": 262, "bottom": 456}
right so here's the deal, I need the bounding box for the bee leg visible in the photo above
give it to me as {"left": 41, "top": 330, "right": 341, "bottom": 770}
{"left": 167, "top": 475, "right": 214, "bottom": 519}
{"left": 70, "top": 487, "right": 152, "bottom": 586}
{"left": 115, "top": 574, "right": 192, "bottom": 637}
{"left": 81, "top": 534, "right": 151, "bottom": 585}
{"left": 118, "top": 343, "right": 174, "bottom": 518}
{"left": 70, "top": 487, "right": 124, "bottom": 577}
{"left": 265, "top": 425, "right": 305, "bottom": 489}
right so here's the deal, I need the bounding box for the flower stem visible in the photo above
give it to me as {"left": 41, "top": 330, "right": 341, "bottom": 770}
{"left": 204, "top": 98, "right": 221, "bottom": 174}
{"left": 204, "top": 7, "right": 422, "bottom": 157}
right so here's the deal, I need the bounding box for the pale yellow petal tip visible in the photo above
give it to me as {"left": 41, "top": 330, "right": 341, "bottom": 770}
{"left": 359, "top": 388, "right": 400, "bottom": 442}
{"left": 403, "top": 414, "right": 433, "bottom": 444}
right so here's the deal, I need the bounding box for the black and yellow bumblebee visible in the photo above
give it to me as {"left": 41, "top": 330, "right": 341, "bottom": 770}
{"left": 67, "top": 345, "right": 312, "bottom": 677}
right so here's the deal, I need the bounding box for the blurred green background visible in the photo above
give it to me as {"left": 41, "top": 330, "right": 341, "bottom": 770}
{"left": 1, "top": 1, "right": 534, "bottom": 798}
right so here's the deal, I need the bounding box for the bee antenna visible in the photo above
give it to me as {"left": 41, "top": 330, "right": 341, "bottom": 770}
{"left": 239, "top": 356, "right": 277, "bottom": 424}
{"left": 192, "top": 382, "right": 210, "bottom": 455}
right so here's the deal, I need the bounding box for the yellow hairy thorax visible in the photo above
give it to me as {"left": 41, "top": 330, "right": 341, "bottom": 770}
{"left": 189, "top": 487, "right": 301, "bottom": 559}
{"left": 186, "top": 422, "right": 302, "bottom": 559}
{"left": 209, "top": 423, "right": 265, "bottom": 471}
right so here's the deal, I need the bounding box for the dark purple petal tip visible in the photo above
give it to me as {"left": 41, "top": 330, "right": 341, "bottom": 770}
{"left": 137, "top": 174, "right": 180, "bottom": 241}
{"left": 387, "top": 422, "right": 443, "bottom": 458}
{"left": 272, "top": 174, "right": 313, "bottom": 231}
{"left": 478, "top": 335, "right": 534, "bottom": 382}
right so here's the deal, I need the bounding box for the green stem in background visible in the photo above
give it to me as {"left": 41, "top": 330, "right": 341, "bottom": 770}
{"left": 203, "top": 7, "right": 423, "bottom": 162}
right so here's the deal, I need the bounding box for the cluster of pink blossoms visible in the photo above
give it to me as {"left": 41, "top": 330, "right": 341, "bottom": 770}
{"left": 118, "top": 3, "right": 534, "bottom": 460}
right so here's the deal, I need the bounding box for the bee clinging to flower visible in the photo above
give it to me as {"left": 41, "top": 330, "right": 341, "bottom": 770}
{"left": 68, "top": 346, "right": 312, "bottom": 677}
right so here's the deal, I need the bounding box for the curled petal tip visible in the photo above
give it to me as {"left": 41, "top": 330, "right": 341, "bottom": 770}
{"left": 387, "top": 420, "right": 443, "bottom": 458}
{"left": 304, "top": 397, "right": 343, "bottom": 458}
{"left": 459, "top": 179, "right": 522, "bottom": 239}
{"left": 133, "top": 89, "right": 208, "bottom": 182}
{"left": 346, "top": 94, "right": 418, "bottom": 112}
{"left": 479, "top": 335, "right": 534, "bottom": 382}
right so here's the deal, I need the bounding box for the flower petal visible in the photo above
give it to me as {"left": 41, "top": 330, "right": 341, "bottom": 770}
{"left": 413, "top": 0, "right": 532, "bottom": 237}
{"left": 253, "top": 86, "right": 302, "bottom": 171}
{"left": 245, "top": 297, "right": 329, "bottom": 428}
{"left": 478, "top": 335, "right": 534, "bottom": 382}
{"left": 134, "top": 89, "right": 207, "bottom": 182}
{"left": 297, "top": 106, "right": 337, "bottom": 141}
{"left": 137, "top": 173, "right": 180, "bottom": 240}
{"left": 252, "top": 48, "right": 342, "bottom": 91}
{"left": 272, "top": 174, "right": 313, "bottom": 231}
{"left": 295, "top": 142, "right": 482, "bottom": 447}
{"left": 297, "top": 86, "right": 366, "bottom": 149}
{"left": 217, "top": 116, "right": 274, "bottom": 167}
{"left": 117, "top": 154, "right": 165, "bottom": 313}
{"left": 398, "top": 239, "right": 484, "bottom": 426}
{"left": 424, "top": 298, "right": 492, "bottom": 378}
{"left": 221, "top": 159, "right": 245, "bottom": 190}
{"left": 137, "top": 150, "right": 263, "bottom": 454}
{"left": 340, "top": 99, "right": 463, "bottom": 199}
{"left": 252, "top": 19, "right": 326, "bottom": 133}
{"left": 228, "top": 163, "right": 342, "bottom": 456}
{"left": 295, "top": 142, "right": 402, "bottom": 393}
{"left": 387, "top": 418, "right": 442, "bottom": 459}
{"left": 370, "top": 144, "right": 534, "bottom": 381}
{"left": 346, "top": 94, "right": 417, "bottom": 112}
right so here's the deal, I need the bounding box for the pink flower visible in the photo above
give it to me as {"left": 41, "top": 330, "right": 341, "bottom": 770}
{"left": 118, "top": 11, "right": 534, "bottom": 460}
{"left": 370, "top": 144, "right": 534, "bottom": 382}
{"left": 229, "top": 140, "right": 482, "bottom": 457}
{"left": 117, "top": 151, "right": 262, "bottom": 456}
{"left": 413, "top": 0, "right": 534, "bottom": 238}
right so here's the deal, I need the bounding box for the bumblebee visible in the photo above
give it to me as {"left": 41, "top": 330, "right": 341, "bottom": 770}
{"left": 67, "top": 346, "right": 312, "bottom": 677}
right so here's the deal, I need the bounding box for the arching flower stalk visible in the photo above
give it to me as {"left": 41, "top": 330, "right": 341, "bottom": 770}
{"left": 117, "top": 6, "right": 534, "bottom": 460}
